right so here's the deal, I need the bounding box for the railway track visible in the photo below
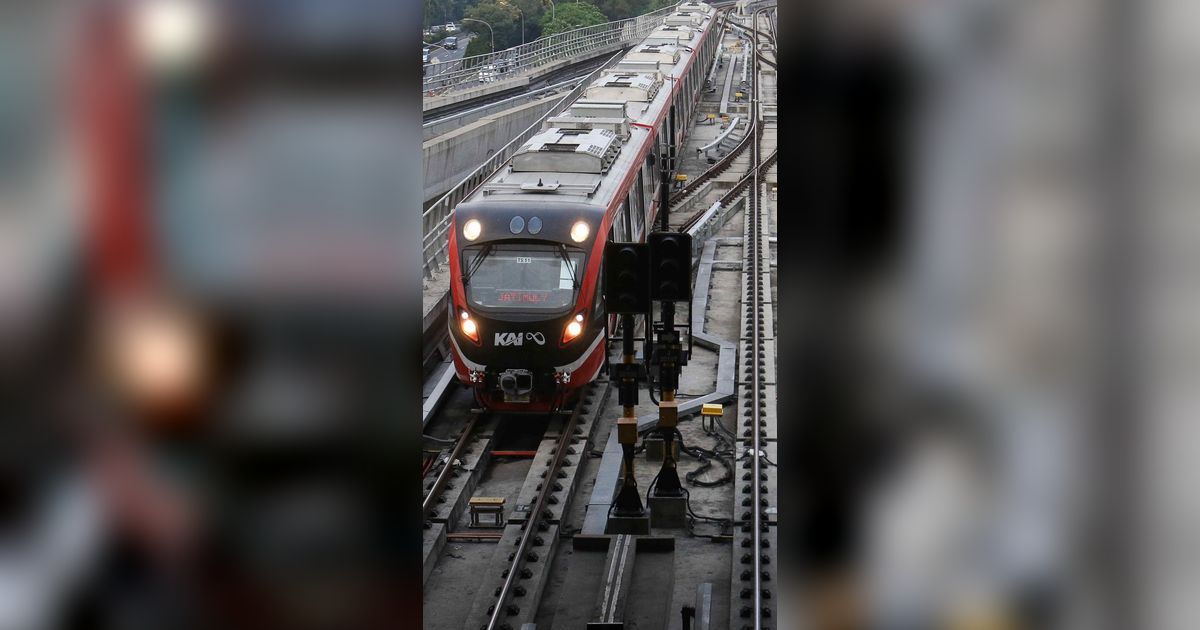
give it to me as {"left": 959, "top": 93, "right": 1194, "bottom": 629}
{"left": 422, "top": 53, "right": 615, "bottom": 123}
{"left": 478, "top": 384, "right": 609, "bottom": 630}
{"left": 671, "top": 9, "right": 778, "bottom": 229}
{"left": 671, "top": 118, "right": 762, "bottom": 210}
{"left": 733, "top": 8, "right": 776, "bottom": 628}
{"left": 422, "top": 412, "right": 481, "bottom": 518}
{"left": 668, "top": 10, "right": 756, "bottom": 209}
{"left": 681, "top": 6, "right": 782, "bottom": 235}
{"left": 421, "top": 382, "right": 612, "bottom": 629}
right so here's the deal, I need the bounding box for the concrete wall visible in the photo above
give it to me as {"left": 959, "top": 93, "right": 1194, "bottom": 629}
{"left": 422, "top": 96, "right": 560, "bottom": 204}
{"left": 423, "top": 82, "right": 573, "bottom": 142}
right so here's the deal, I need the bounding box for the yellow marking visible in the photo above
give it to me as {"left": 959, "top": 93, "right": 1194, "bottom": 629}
{"left": 469, "top": 497, "right": 506, "bottom": 506}
{"left": 701, "top": 403, "right": 723, "bottom": 417}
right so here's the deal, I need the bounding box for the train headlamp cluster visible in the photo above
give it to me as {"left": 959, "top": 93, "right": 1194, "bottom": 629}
{"left": 131, "top": 0, "right": 216, "bottom": 73}
{"left": 459, "top": 310, "right": 480, "bottom": 343}
{"left": 562, "top": 312, "right": 585, "bottom": 344}
{"left": 570, "top": 221, "right": 590, "bottom": 243}
{"left": 103, "top": 299, "right": 206, "bottom": 412}
{"left": 463, "top": 219, "right": 482, "bottom": 241}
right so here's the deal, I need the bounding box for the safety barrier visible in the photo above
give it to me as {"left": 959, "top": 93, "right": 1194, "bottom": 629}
{"left": 423, "top": 6, "right": 676, "bottom": 97}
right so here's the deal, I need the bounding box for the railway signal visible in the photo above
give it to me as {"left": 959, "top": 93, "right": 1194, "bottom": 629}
{"left": 646, "top": 232, "right": 693, "bottom": 522}
{"left": 602, "top": 242, "right": 651, "bottom": 530}
{"left": 648, "top": 232, "right": 693, "bottom": 302}
{"left": 603, "top": 242, "right": 650, "bottom": 314}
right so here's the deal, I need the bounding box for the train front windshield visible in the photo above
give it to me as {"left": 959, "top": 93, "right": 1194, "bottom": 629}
{"left": 462, "top": 244, "right": 585, "bottom": 312}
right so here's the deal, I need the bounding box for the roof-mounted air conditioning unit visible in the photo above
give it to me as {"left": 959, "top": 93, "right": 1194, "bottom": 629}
{"left": 545, "top": 115, "right": 630, "bottom": 139}
{"left": 512, "top": 127, "right": 623, "bottom": 174}
{"left": 570, "top": 100, "right": 627, "bottom": 118}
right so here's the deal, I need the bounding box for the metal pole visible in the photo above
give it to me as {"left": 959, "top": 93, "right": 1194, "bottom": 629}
{"left": 669, "top": 105, "right": 677, "bottom": 172}
{"left": 653, "top": 299, "right": 683, "bottom": 497}
{"left": 613, "top": 314, "right": 645, "bottom": 516}
{"left": 463, "top": 18, "right": 494, "bottom": 53}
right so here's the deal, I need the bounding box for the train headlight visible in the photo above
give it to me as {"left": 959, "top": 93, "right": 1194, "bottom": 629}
{"left": 103, "top": 300, "right": 206, "bottom": 411}
{"left": 131, "top": 0, "right": 217, "bottom": 73}
{"left": 463, "top": 219, "right": 482, "bottom": 241}
{"left": 570, "top": 221, "right": 589, "bottom": 243}
{"left": 459, "top": 310, "right": 480, "bottom": 343}
{"left": 562, "top": 313, "right": 584, "bottom": 344}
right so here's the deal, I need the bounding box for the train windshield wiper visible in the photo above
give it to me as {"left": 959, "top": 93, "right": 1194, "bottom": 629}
{"left": 557, "top": 245, "right": 579, "bottom": 290}
{"left": 463, "top": 244, "right": 493, "bottom": 286}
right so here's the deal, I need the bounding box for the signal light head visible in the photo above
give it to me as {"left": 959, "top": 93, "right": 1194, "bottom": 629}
{"left": 463, "top": 219, "right": 482, "bottom": 241}
{"left": 603, "top": 241, "right": 651, "bottom": 314}
{"left": 570, "top": 221, "right": 590, "bottom": 243}
{"left": 648, "top": 232, "right": 693, "bottom": 302}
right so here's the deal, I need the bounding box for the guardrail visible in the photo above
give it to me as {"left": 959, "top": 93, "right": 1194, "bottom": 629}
{"left": 682, "top": 147, "right": 776, "bottom": 247}
{"left": 423, "top": 6, "right": 676, "bottom": 97}
{"left": 698, "top": 116, "right": 741, "bottom": 155}
{"left": 421, "top": 51, "right": 625, "bottom": 280}
{"left": 669, "top": 116, "right": 762, "bottom": 208}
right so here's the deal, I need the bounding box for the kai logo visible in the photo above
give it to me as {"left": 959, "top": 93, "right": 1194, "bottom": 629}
{"left": 494, "top": 332, "right": 546, "bottom": 347}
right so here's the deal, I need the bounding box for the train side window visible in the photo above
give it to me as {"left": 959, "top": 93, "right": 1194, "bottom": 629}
{"left": 644, "top": 155, "right": 657, "bottom": 216}
{"left": 593, "top": 263, "right": 606, "bottom": 323}
{"left": 635, "top": 171, "right": 647, "bottom": 230}
{"left": 612, "top": 208, "right": 628, "bottom": 242}
{"left": 620, "top": 199, "right": 633, "bottom": 241}
{"left": 629, "top": 192, "right": 643, "bottom": 239}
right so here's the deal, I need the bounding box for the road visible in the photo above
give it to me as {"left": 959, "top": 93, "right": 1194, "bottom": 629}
{"left": 424, "top": 34, "right": 474, "bottom": 80}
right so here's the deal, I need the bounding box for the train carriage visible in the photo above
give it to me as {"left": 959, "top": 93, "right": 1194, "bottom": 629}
{"left": 447, "top": 1, "right": 722, "bottom": 412}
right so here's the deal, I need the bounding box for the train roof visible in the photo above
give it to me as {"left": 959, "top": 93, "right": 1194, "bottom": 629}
{"left": 458, "top": 1, "right": 715, "bottom": 217}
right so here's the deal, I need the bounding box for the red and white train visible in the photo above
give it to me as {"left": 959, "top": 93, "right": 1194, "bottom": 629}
{"left": 447, "top": 1, "right": 722, "bottom": 412}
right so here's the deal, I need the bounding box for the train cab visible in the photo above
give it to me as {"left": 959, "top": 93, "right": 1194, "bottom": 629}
{"left": 447, "top": 198, "right": 608, "bottom": 411}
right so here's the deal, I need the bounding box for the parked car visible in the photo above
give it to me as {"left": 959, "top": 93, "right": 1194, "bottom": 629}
{"left": 445, "top": 23, "right": 459, "bottom": 33}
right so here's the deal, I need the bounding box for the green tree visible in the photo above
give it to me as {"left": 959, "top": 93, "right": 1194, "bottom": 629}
{"left": 592, "top": 0, "right": 639, "bottom": 20}
{"left": 462, "top": 1, "right": 521, "bottom": 53}
{"left": 540, "top": 2, "right": 608, "bottom": 36}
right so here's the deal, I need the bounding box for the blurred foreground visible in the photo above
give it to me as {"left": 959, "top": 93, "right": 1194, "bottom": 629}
{"left": 1, "top": 0, "right": 422, "bottom": 628}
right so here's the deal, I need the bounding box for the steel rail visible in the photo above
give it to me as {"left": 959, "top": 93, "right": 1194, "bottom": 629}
{"left": 679, "top": 146, "right": 775, "bottom": 233}
{"left": 670, "top": 118, "right": 761, "bottom": 208}
{"left": 422, "top": 413, "right": 480, "bottom": 517}
{"left": 745, "top": 8, "right": 774, "bottom": 627}
{"left": 749, "top": 10, "right": 764, "bottom": 627}
{"left": 667, "top": 7, "right": 763, "bottom": 210}
{"left": 483, "top": 383, "right": 603, "bottom": 630}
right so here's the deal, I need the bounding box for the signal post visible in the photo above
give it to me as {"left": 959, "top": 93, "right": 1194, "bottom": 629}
{"left": 604, "top": 242, "right": 651, "bottom": 535}
{"left": 647, "top": 232, "right": 692, "bottom": 528}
